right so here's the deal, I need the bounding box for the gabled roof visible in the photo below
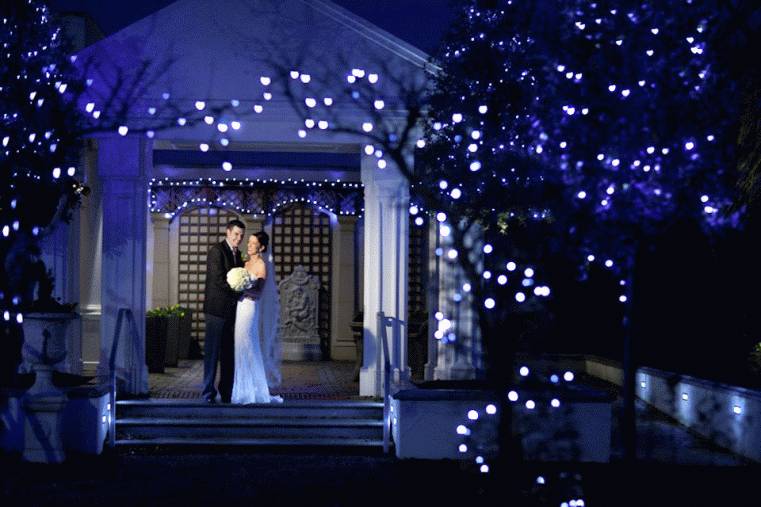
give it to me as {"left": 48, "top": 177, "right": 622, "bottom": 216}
{"left": 78, "top": 0, "right": 432, "bottom": 143}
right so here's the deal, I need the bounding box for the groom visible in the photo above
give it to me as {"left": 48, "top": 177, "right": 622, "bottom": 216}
{"left": 201, "top": 219, "right": 245, "bottom": 403}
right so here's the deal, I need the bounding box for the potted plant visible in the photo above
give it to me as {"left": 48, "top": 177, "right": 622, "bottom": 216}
{"left": 176, "top": 305, "right": 194, "bottom": 360}
{"left": 145, "top": 306, "right": 170, "bottom": 373}
{"left": 164, "top": 305, "right": 182, "bottom": 368}
{"left": 17, "top": 262, "right": 81, "bottom": 464}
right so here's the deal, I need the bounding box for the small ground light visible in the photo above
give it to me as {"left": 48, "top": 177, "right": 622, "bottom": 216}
{"left": 640, "top": 381, "right": 647, "bottom": 388}
{"left": 519, "top": 366, "right": 529, "bottom": 376}
{"left": 536, "top": 476, "right": 545, "bottom": 485}
{"left": 564, "top": 371, "right": 574, "bottom": 381}
{"left": 475, "top": 456, "right": 484, "bottom": 464}
{"left": 456, "top": 424, "right": 468, "bottom": 435}
{"left": 733, "top": 405, "right": 742, "bottom": 415}
{"left": 459, "top": 444, "right": 468, "bottom": 453}
{"left": 550, "top": 374, "right": 559, "bottom": 383}
{"left": 508, "top": 391, "right": 519, "bottom": 402}
{"left": 551, "top": 398, "right": 560, "bottom": 408}
{"left": 525, "top": 400, "right": 536, "bottom": 410}
{"left": 682, "top": 393, "right": 689, "bottom": 401}
{"left": 486, "top": 404, "right": 497, "bottom": 414}
{"left": 467, "top": 410, "right": 479, "bottom": 420}
{"left": 480, "top": 465, "right": 489, "bottom": 473}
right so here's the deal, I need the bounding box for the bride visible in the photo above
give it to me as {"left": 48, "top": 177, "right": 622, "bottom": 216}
{"left": 231, "top": 231, "right": 283, "bottom": 404}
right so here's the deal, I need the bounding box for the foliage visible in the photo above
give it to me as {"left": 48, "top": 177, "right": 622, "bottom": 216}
{"left": 749, "top": 342, "right": 761, "bottom": 377}
{"left": 419, "top": 0, "right": 745, "bottom": 308}
{"left": 146, "top": 304, "right": 187, "bottom": 319}
{"left": 1, "top": 1, "right": 89, "bottom": 319}
{"left": 26, "top": 266, "right": 77, "bottom": 313}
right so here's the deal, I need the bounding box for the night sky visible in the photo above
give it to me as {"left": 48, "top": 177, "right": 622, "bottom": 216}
{"left": 45, "top": 0, "right": 459, "bottom": 55}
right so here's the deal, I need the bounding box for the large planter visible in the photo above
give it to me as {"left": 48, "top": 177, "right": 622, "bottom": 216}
{"left": 177, "top": 309, "right": 193, "bottom": 360}
{"left": 20, "top": 312, "right": 79, "bottom": 376}
{"left": 18, "top": 312, "right": 79, "bottom": 463}
{"left": 164, "top": 315, "right": 180, "bottom": 367}
{"left": 145, "top": 316, "right": 168, "bottom": 373}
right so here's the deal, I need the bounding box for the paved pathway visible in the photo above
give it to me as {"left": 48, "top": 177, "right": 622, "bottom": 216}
{"left": 149, "top": 360, "right": 362, "bottom": 400}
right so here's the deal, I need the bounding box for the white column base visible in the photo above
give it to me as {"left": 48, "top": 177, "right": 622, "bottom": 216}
{"left": 360, "top": 365, "right": 380, "bottom": 397}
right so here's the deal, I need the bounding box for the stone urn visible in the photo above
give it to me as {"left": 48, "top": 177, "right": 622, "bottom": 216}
{"left": 20, "top": 312, "right": 79, "bottom": 463}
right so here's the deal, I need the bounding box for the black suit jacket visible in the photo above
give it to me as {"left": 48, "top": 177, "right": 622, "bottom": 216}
{"left": 203, "top": 240, "right": 244, "bottom": 319}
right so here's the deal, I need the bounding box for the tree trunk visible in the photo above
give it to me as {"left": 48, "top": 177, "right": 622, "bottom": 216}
{"left": 621, "top": 271, "right": 637, "bottom": 462}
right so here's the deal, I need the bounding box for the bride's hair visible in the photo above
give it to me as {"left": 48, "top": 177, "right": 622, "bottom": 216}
{"left": 254, "top": 231, "right": 269, "bottom": 252}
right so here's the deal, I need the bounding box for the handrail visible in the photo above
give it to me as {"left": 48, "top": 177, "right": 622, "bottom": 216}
{"left": 378, "top": 311, "right": 392, "bottom": 454}
{"left": 108, "top": 307, "right": 136, "bottom": 448}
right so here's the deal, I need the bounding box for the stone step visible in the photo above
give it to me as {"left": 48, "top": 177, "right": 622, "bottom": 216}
{"left": 116, "top": 399, "right": 383, "bottom": 420}
{"left": 116, "top": 417, "right": 384, "bottom": 440}
{"left": 114, "top": 437, "right": 385, "bottom": 448}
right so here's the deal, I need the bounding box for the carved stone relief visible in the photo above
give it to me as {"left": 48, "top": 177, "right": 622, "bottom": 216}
{"left": 278, "top": 265, "right": 321, "bottom": 359}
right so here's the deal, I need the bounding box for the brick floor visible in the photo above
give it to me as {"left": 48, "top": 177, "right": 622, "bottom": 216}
{"left": 149, "top": 360, "right": 365, "bottom": 400}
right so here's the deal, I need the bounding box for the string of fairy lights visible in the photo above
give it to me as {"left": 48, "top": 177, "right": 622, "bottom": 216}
{"left": 3, "top": 1, "right": 746, "bottom": 494}
{"left": 416, "top": 0, "right": 742, "bottom": 484}
{"left": 148, "top": 177, "right": 365, "bottom": 220}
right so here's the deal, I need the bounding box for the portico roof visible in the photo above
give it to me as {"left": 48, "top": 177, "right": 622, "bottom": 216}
{"left": 78, "top": 0, "right": 434, "bottom": 144}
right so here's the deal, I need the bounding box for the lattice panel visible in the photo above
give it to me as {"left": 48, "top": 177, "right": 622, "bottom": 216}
{"left": 178, "top": 207, "right": 240, "bottom": 346}
{"left": 272, "top": 204, "right": 332, "bottom": 357}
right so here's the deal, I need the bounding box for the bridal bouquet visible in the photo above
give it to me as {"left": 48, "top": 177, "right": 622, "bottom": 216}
{"left": 226, "top": 267, "right": 253, "bottom": 292}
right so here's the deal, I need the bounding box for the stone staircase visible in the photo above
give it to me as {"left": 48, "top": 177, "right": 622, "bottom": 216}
{"left": 114, "top": 399, "right": 386, "bottom": 449}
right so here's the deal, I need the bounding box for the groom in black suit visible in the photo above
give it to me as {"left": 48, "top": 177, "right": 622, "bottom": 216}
{"left": 202, "top": 219, "right": 245, "bottom": 403}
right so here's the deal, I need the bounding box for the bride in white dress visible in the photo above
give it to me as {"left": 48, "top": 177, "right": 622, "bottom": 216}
{"left": 231, "top": 231, "right": 283, "bottom": 404}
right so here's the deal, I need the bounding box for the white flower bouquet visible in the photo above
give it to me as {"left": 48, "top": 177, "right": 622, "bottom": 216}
{"left": 226, "top": 267, "right": 253, "bottom": 292}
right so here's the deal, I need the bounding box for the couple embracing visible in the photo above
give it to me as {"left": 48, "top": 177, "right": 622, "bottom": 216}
{"left": 201, "top": 219, "right": 283, "bottom": 404}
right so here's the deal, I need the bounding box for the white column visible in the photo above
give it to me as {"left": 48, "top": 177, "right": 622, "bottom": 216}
{"left": 79, "top": 141, "right": 102, "bottom": 374}
{"left": 149, "top": 215, "right": 171, "bottom": 309}
{"left": 39, "top": 217, "right": 82, "bottom": 375}
{"left": 360, "top": 155, "right": 410, "bottom": 397}
{"left": 168, "top": 215, "right": 180, "bottom": 306}
{"left": 331, "top": 215, "right": 357, "bottom": 360}
{"left": 96, "top": 135, "right": 150, "bottom": 395}
{"left": 433, "top": 221, "right": 482, "bottom": 380}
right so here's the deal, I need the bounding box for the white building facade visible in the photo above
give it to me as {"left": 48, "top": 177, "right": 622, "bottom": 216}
{"left": 44, "top": 0, "right": 484, "bottom": 398}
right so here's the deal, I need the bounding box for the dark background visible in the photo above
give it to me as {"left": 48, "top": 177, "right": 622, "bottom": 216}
{"left": 45, "top": 0, "right": 459, "bottom": 55}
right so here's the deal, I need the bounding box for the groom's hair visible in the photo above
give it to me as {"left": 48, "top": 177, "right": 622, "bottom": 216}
{"left": 227, "top": 219, "right": 245, "bottom": 231}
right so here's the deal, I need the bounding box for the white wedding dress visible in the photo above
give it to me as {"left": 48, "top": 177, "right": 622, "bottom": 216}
{"left": 231, "top": 256, "right": 283, "bottom": 404}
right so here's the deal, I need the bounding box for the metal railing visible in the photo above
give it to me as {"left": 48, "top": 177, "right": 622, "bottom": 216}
{"left": 108, "top": 307, "right": 138, "bottom": 448}
{"left": 377, "top": 311, "right": 393, "bottom": 454}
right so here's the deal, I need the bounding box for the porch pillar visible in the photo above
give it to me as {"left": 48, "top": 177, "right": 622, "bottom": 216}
{"left": 79, "top": 141, "right": 102, "bottom": 374}
{"left": 331, "top": 215, "right": 357, "bottom": 360}
{"left": 149, "top": 215, "right": 171, "bottom": 310}
{"left": 360, "top": 155, "right": 410, "bottom": 397}
{"left": 433, "top": 221, "right": 483, "bottom": 380}
{"left": 96, "top": 135, "right": 150, "bottom": 395}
